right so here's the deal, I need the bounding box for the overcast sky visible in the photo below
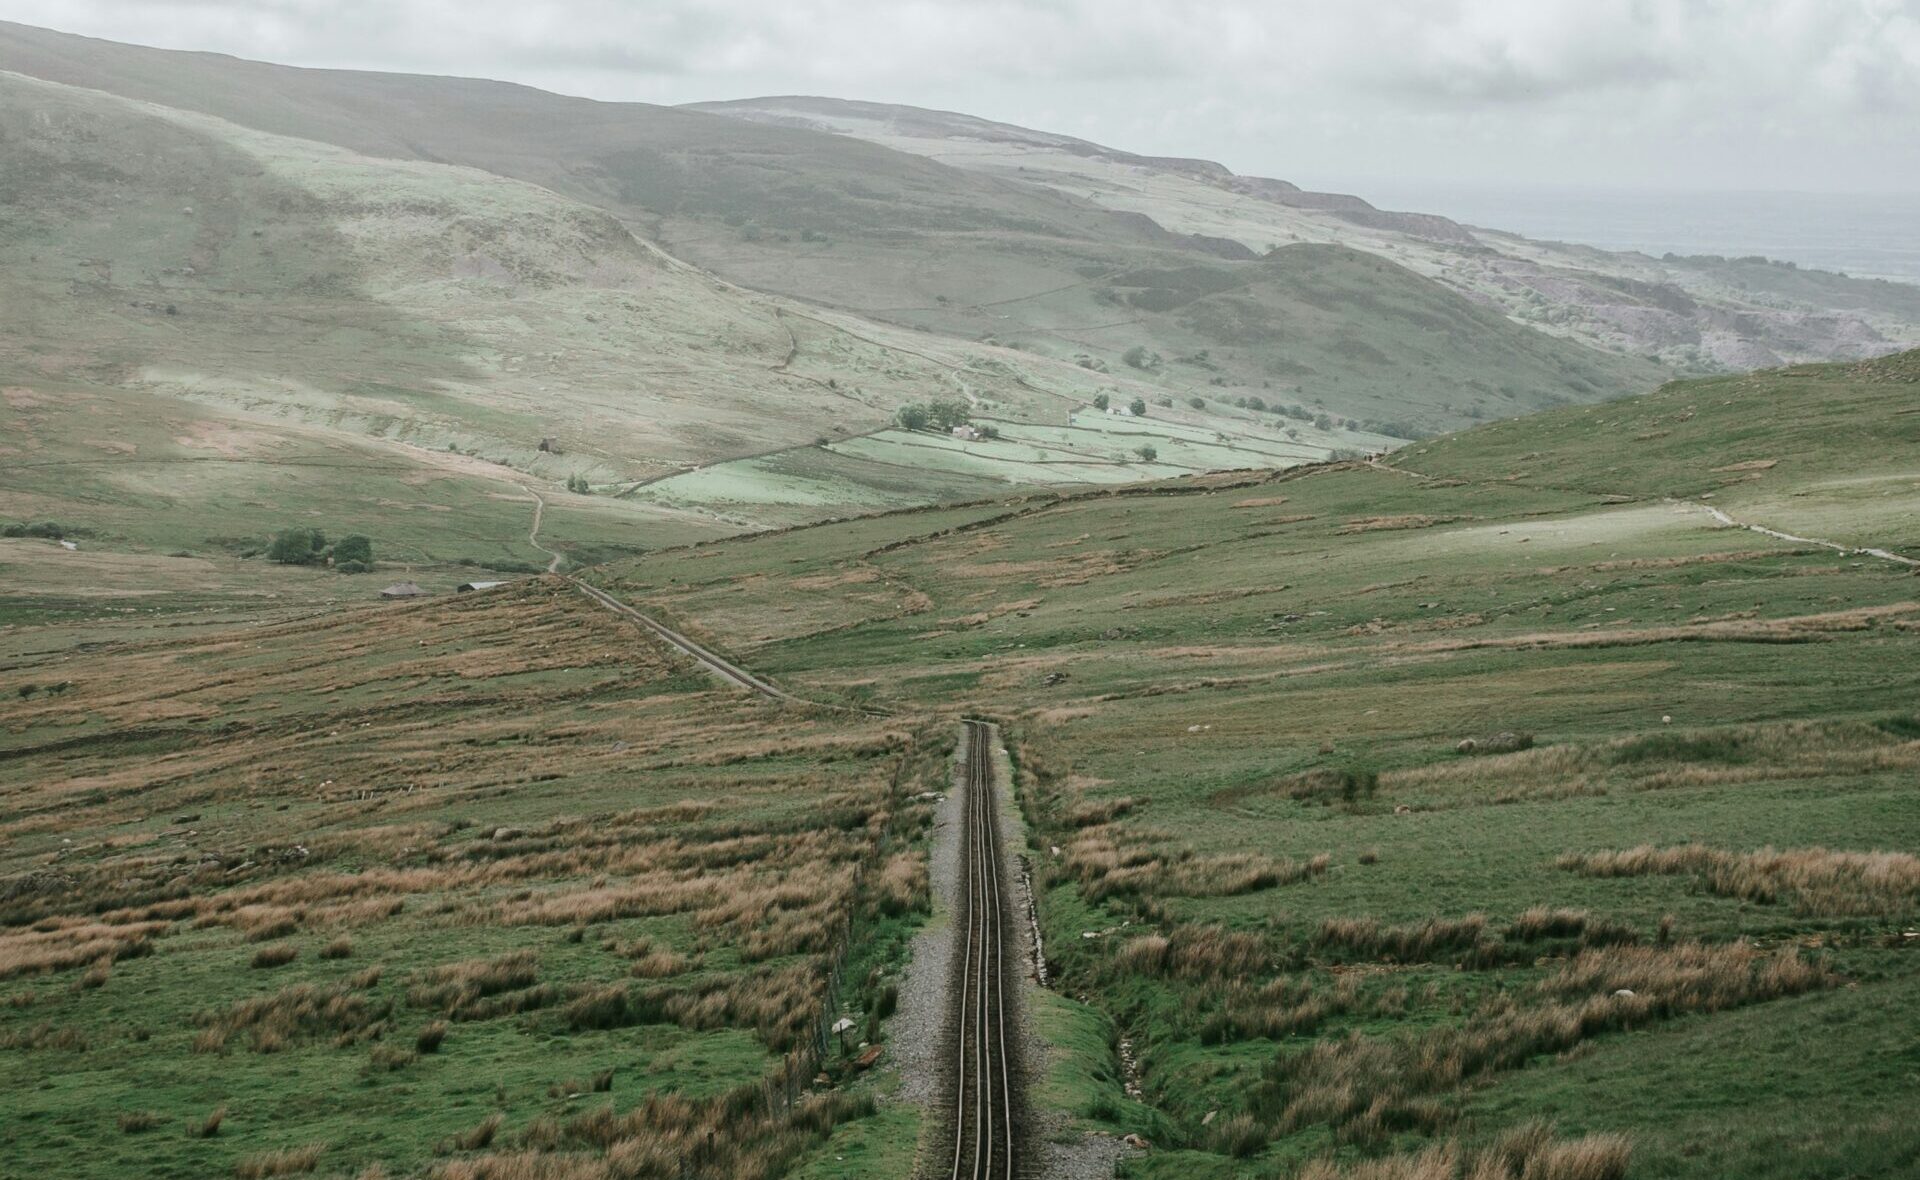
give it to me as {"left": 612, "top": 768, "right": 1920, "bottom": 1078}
{"left": 3, "top": 0, "right": 1917, "bottom": 193}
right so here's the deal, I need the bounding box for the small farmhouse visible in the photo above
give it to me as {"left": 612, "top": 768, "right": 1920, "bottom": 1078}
{"left": 380, "top": 581, "right": 429, "bottom": 599}
{"left": 457, "top": 581, "right": 507, "bottom": 593}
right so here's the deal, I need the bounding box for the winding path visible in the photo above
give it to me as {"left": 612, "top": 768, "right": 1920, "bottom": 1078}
{"left": 524, "top": 490, "right": 563, "bottom": 573}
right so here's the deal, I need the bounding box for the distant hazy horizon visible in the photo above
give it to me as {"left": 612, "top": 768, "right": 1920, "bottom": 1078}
{"left": 1337, "top": 181, "right": 1920, "bottom": 285}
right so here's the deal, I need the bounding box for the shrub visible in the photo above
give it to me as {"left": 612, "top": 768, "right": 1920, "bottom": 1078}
{"left": 1135, "top": 445, "right": 1158, "bottom": 461}
{"left": 1092, "top": 393, "right": 1109, "bottom": 410}
{"left": 266, "top": 528, "right": 326, "bottom": 565}
{"left": 191, "top": 1106, "right": 226, "bottom": 1138}
{"left": 332, "top": 535, "right": 373, "bottom": 567}
{"left": 318, "top": 937, "right": 352, "bottom": 960}
{"left": 1188, "top": 396, "right": 1206, "bottom": 409}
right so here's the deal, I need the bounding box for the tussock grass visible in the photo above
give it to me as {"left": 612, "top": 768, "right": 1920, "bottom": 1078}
{"left": 1315, "top": 915, "right": 1496, "bottom": 964}
{"left": 1561, "top": 844, "right": 1920, "bottom": 916}
{"left": 1245, "top": 941, "right": 1825, "bottom": 1147}
{"left": 0, "top": 920, "right": 164, "bottom": 979}
{"left": 117, "top": 1110, "right": 162, "bottom": 1134}
{"left": 415, "top": 1020, "right": 449, "bottom": 1053}
{"left": 1114, "top": 924, "right": 1268, "bottom": 981}
{"left": 195, "top": 978, "right": 393, "bottom": 1053}
{"left": 250, "top": 944, "right": 299, "bottom": 969}
{"left": 1, "top": 1020, "right": 88, "bottom": 1050}
{"left": 438, "top": 1114, "right": 504, "bottom": 1154}
{"left": 1065, "top": 823, "right": 1328, "bottom": 900}
{"left": 407, "top": 951, "right": 540, "bottom": 1016}
{"left": 1288, "top": 1122, "right": 1630, "bottom": 1179}
{"left": 190, "top": 1106, "right": 226, "bottom": 1138}
{"left": 233, "top": 1143, "right": 325, "bottom": 1178}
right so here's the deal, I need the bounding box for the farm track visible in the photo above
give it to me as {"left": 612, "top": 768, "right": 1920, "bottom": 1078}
{"left": 942, "top": 719, "right": 1024, "bottom": 1180}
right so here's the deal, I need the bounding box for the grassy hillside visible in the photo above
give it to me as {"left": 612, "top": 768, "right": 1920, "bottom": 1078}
{"left": 700, "top": 96, "right": 1920, "bottom": 376}
{"left": 0, "top": 20, "right": 1668, "bottom": 438}
{"left": 12, "top": 66, "right": 1362, "bottom": 569}
{"left": 0, "top": 582, "right": 946, "bottom": 1179}
{"left": 584, "top": 352, "right": 1920, "bottom": 1177}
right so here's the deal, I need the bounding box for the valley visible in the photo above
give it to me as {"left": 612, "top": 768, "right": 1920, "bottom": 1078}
{"left": 2, "top": 16, "right": 1917, "bottom": 1180}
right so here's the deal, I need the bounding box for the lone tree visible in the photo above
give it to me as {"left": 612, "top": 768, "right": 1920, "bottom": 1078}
{"left": 1092, "top": 393, "right": 1109, "bottom": 411}
{"left": 566, "top": 473, "right": 591, "bottom": 494}
{"left": 333, "top": 534, "right": 374, "bottom": 572}
{"left": 267, "top": 528, "right": 326, "bottom": 565}
{"left": 1134, "top": 444, "right": 1158, "bottom": 461}
{"left": 894, "top": 403, "right": 930, "bottom": 432}
{"left": 1129, "top": 397, "right": 1148, "bottom": 417}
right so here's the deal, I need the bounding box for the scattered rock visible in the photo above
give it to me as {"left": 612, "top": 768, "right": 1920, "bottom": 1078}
{"left": 854, "top": 1044, "right": 883, "bottom": 1070}
{"left": 1122, "top": 1133, "right": 1151, "bottom": 1150}
{"left": 1393, "top": 804, "right": 1412, "bottom": 815}
{"left": 1201, "top": 1110, "right": 1217, "bottom": 1127}
{"left": 491, "top": 827, "right": 524, "bottom": 841}
{"left": 1612, "top": 988, "right": 1636, "bottom": 998}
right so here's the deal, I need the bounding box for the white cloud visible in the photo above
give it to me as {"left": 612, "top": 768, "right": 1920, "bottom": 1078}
{"left": 2, "top": 0, "right": 1915, "bottom": 189}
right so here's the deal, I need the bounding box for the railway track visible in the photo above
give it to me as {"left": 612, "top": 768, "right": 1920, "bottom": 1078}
{"left": 570, "top": 581, "right": 788, "bottom": 699}
{"left": 947, "top": 719, "right": 1021, "bottom": 1180}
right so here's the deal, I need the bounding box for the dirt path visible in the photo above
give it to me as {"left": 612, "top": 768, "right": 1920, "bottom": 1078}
{"left": 1683, "top": 500, "right": 1919, "bottom": 568}
{"left": 524, "top": 490, "right": 563, "bottom": 573}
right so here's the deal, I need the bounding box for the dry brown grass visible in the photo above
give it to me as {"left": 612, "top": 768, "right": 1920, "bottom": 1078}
{"left": 1249, "top": 942, "right": 1823, "bottom": 1146}
{"left": 0, "top": 920, "right": 165, "bottom": 980}
{"left": 1062, "top": 823, "right": 1328, "bottom": 901}
{"left": 117, "top": 1110, "right": 162, "bottom": 1133}
{"left": 1560, "top": 844, "right": 1920, "bottom": 916}
{"left": 1, "top": 1021, "right": 88, "bottom": 1050}
{"left": 1114, "top": 924, "right": 1269, "bottom": 981}
{"left": 1288, "top": 1123, "right": 1630, "bottom": 1180}
{"left": 407, "top": 951, "right": 541, "bottom": 1016}
{"left": 196, "top": 975, "right": 392, "bottom": 1053}
{"left": 234, "top": 1143, "right": 325, "bottom": 1178}
{"left": 1315, "top": 915, "right": 1496, "bottom": 964}
{"left": 438, "top": 1114, "right": 505, "bottom": 1154}
{"left": 251, "top": 944, "right": 299, "bottom": 969}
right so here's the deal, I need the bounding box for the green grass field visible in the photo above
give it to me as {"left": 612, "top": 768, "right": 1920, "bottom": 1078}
{"left": 586, "top": 350, "right": 1920, "bottom": 1178}
{"left": 0, "top": 584, "right": 949, "bottom": 1179}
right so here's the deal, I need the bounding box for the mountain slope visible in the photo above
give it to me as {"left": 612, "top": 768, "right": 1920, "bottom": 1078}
{"left": 0, "top": 19, "right": 1668, "bottom": 439}
{"left": 695, "top": 95, "right": 1920, "bottom": 374}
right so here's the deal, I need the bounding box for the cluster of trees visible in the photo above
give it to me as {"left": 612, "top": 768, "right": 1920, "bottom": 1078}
{"left": 1094, "top": 393, "right": 1149, "bottom": 417}
{"left": 895, "top": 398, "right": 974, "bottom": 433}
{"left": 565, "top": 474, "right": 591, "bottom": 494}
{"left": 267, "top": 528, "right": 374, "bottom": 573}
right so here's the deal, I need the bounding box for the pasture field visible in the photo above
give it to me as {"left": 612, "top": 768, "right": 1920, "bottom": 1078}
{"left": 0, "top": 582, "right": 947, "bottom": 1180}
{"left": 590, "top": 351, "right": 1920, "bottom": 1178}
